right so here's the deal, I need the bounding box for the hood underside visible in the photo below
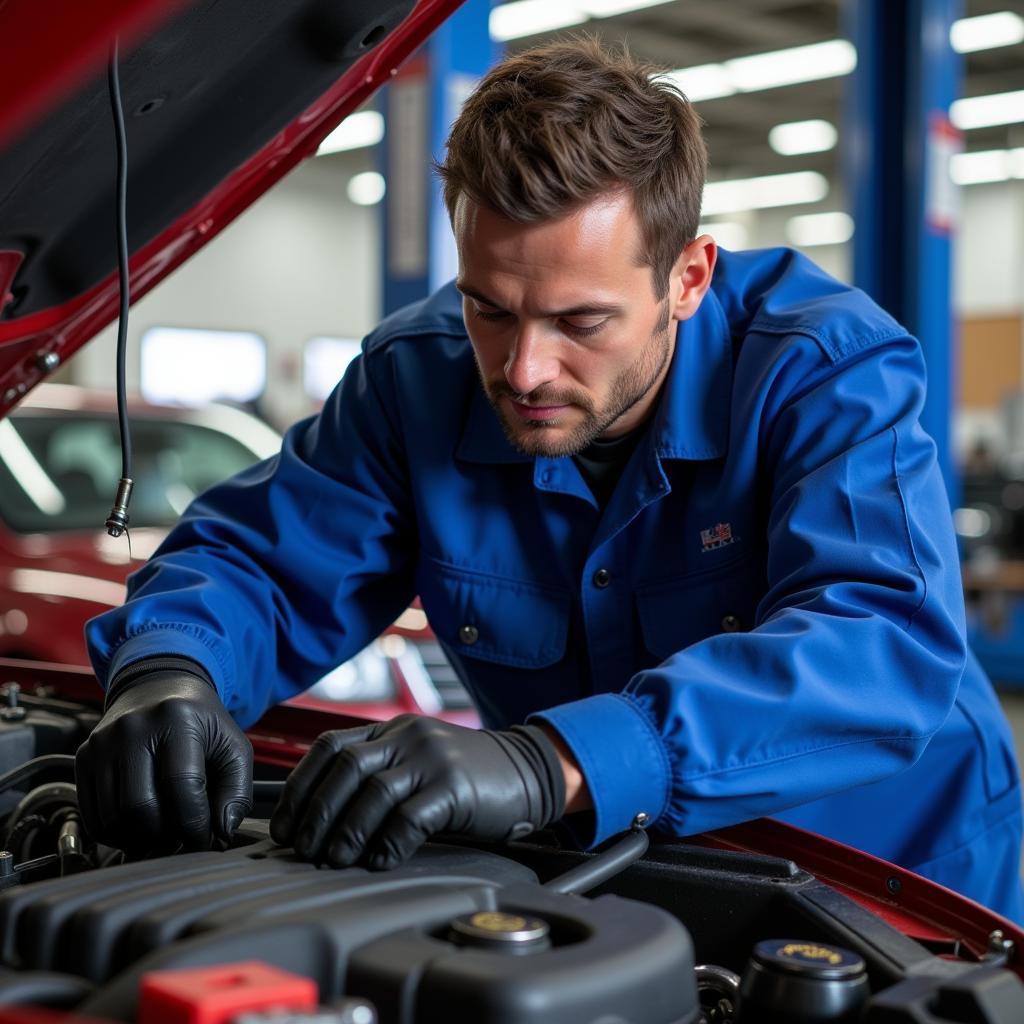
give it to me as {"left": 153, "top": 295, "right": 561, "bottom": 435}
{"left": 0, "top": 0, "right": 462, "bottom": 415}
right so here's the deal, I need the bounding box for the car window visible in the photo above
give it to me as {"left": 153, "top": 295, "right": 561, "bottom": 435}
{"left": 0, "top": 411, "right": 263, "bottom": 532}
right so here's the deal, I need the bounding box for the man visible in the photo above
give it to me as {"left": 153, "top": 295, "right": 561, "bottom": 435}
{"left": 77, "top": 39, "right": 1023, "bottom": 920}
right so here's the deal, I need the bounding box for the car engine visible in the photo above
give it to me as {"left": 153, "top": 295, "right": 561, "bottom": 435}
{"left": 0, "top": 679, "right": 1022, "bottom": 1024}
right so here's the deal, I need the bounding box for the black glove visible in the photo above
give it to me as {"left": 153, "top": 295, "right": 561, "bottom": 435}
{"left": 75, "top": 657, "right": 253, "bottom": 854}
{"left": 269, "top": 714, "right": 566, "bottom": 869}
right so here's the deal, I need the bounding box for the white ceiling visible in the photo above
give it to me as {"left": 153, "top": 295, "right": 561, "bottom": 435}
{"left": 497, "top": 0, "right": 1024, "bottom": 188}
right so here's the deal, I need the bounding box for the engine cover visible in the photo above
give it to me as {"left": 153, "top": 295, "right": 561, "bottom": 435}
{"left": 0, "top": 828, "right": 699, "bottom": 1024}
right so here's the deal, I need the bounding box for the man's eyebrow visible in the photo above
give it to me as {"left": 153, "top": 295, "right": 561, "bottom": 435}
{"left": 455, "top": 281, "right": 502, "bottom": 308}
{"left": 455, "top": 281, "right": 624, "bottom": 318}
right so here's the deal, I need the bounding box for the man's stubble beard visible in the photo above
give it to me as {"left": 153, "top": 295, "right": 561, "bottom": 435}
{"left": 479, "top": 302, "right": 674, "bottom": 458}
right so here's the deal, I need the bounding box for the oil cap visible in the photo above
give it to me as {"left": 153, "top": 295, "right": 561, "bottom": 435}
{"left": 737, "top": 939, "right": 869, "bottom": 1023}
{"left": 447, "top": 911, "right": 551, "bottom": 954}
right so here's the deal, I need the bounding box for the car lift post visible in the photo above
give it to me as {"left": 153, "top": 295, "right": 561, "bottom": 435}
{"left": 380, "top": 0, "right": 499, "bottom": 316}
{"left": 844, "top": 0, "right": 963, "bottom": 505}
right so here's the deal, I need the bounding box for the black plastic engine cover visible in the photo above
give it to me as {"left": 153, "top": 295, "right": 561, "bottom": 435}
{"left": 0, "top": 828, "right": 699, "bottom": 1024}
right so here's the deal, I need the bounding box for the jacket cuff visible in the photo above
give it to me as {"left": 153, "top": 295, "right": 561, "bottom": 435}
{"left": 528, "top": 693, "right": 671, "bottom": 848}
{"left": 105, "top": 630, "right": 225, "bottom": 703}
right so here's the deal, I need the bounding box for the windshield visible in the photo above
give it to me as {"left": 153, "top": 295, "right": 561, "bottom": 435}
{"left": 0, "top": 410, "right": 264, "bottom": 532}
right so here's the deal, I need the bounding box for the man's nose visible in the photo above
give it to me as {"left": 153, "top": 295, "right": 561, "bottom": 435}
{"left": 504, "top": 326, "right": 559, "bottom": 396}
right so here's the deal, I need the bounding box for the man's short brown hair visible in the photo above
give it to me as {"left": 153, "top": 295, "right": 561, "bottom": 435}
{"left": 437, "top": 37, "right": 707, "bottom": 299}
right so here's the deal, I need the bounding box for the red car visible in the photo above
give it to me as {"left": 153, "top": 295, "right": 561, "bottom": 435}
{"left": 0, "top": 2, "right": 1020, "bottom": 1022}
{"left": 0, "top": 383, "right": 476, "bottom": 724}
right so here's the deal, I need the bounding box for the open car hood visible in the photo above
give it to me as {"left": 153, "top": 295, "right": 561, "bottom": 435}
{"left": 0, "top": 0, "right": 464, "bottom": 417}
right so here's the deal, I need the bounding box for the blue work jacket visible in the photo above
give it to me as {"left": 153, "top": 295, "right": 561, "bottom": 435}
{"left": 87, "top": 248, "right": 1024, "bottom": 921}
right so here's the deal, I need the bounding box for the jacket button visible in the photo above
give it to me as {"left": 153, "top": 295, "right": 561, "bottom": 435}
{"left": 721, "top": 614, "right": 741, "bottom": 633}
{"left": 593, "top": 568, "right": 611, "bottom": 588}
{"left": 459, "top": 624, "right": 480, "bottom": 645}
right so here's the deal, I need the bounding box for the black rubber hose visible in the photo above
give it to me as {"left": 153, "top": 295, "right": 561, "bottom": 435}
{"left": 0, "top": 755, "right": 76, "bottom": 798}
{"left": 543, "top": 824, "right": 650, "bottom": 895}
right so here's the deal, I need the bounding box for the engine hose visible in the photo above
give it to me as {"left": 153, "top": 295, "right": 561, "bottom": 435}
{"left": 543, "top": 821, "right": 650, "bottom": 895}
{"left": 0, "top": 755, "right": 75, "bottom": 797}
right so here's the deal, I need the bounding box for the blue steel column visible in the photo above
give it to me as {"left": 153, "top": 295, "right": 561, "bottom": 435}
{"left": 381, "top": 0, "right": 499, "bottom": 316}
{"left": 845, "top": 0, "right": 963, "bottom": 502}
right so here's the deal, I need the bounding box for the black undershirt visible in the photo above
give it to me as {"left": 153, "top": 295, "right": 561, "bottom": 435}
{"left": 573, "top": 426, "right": 645, "bottom": 508}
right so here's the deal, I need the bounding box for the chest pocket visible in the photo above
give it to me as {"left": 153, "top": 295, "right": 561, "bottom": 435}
{"left": 635, "top": 552, "right": 766, "bottom": 661}
{"left": 417, "top": 558, "right": 571, "bottom": 669}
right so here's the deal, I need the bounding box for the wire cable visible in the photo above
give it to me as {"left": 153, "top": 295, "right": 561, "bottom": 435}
{"left": 105, "top": 38, "right": 134, "bottom": 538}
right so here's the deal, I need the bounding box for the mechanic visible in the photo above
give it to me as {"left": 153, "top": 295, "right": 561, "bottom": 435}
{"left": 77, "top": 39, "right": 1024, "bottom": 922}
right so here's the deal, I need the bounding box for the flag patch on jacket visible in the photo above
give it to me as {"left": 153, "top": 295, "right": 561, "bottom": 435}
{"left": 700, "top": 522, "right": 734, "bottom": 552}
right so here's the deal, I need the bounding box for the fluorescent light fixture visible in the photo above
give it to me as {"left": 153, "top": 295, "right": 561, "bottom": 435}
{"left": 660, "top": 64, "right": 736, "bottom": 102}
{"left": 786, "top": 211, "right": 854, "bottom": 247}
{"left": 490, "top": 0, "right": 675, "bottom": 41}
{"left": 726, "top": 39, "right": 856, "bottom": 92}
{"left": 698, "top": 221, "right": 749, "bottom": 250}
{"left": 317, "top": 111, "right": 384, "bottom": 157}
{"left": 490, "top": 1, "right": 587, "bottom": 41}
{"left": 951, "top": 11, "right": 1024, "bottom": 53}
{"left": 951, "top": 89, "right": 1024, "bottom": 130}
{"left": 702, "top": 171, "right": 828, "bottom": 217}
{"left": 663, "top": 39, "right": 856, "bottom": 104}
{"left": 580, "top": 0, "right": 676, "bottom": 15}
{"left": 347, "top": 171, "right": 386, "bottom": 206}
{"left": 950, "top": 147, "right": 1024, "bottom": 185}
{"left": 769, "top": 119, "right": 838, "bottom": 156}
{"left": 140, "top": 327, "right": 267, "bottom": 407}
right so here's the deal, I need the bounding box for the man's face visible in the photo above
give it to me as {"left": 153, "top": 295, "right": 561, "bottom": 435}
{"left": 454, "top": 193, "right": 679, "bottom": 458}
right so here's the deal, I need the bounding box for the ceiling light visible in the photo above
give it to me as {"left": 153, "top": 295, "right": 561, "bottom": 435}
{"left": 317, "top": 111, "right": 384, "bottom": 157}
{"left": 702, "top": 171, "right": 828, "bottom": 217}
{"left": 580, "top": 0, "right": 675, "bottom": 15}
{"left": 768, "top": 119, "right": 838, "bottom": 156}
{"left": 951, "top": 149, "right": 1013, "bottom": 185}
{"left": 786, "top": 211, "right": 854, "bottom": 247}
{"left": 725, "top": 39, "right": 856, "bottom": 92}
{"left": 698, "top": 222, "right": 749, "bottom": 250}
{"left": 664, "top": 39, "right": 856, "bottom": 106}
{"left": 660, "top": 64, "right": 736, "bottom": 102}
{"left": 347, "top": 171, "right": 386, "bottom": 206}
{"left": 951, "top": 11, "right": 1024, "bottom": 53}
{"left": 490, "top": 0, "right": 675, "bottom": 41}
{"left": 490, "top": 1, "right": 587, "bottom": 41}
{"left": 951, "top": 89, "right": 1024, "bottom": 130}
{"left": 950, "top": 147, "right": 1024, "bottom": 185}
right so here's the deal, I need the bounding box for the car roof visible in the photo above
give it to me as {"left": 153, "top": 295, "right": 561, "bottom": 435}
{"left": 0, "top": 0, "right": 462, "bottom": 417}
{"left": 10, "top": 383, "right": 282, "bottom": 458}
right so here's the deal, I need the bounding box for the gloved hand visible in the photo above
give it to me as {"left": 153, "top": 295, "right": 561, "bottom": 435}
{"left": 269, "top": 714, "right": 566, "bottom": 869}
{"left": 75, "top": 657, "right": 253, "bottom": 854}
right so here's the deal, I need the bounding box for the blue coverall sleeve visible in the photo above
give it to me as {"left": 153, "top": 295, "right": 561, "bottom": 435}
{"left": 535, "top": 331, "right": 969, "bottom": 845}
{"left": 85, "top": 351, "right": 418, "bottom": 728}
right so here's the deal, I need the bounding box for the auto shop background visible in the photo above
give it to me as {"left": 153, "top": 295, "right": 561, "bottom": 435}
{"left": 8, "top": 0, "right": 1024, "bottom": 854}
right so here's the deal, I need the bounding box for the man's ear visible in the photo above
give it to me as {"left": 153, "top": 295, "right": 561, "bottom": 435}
{"left": 669, "top": 235, "right": 717, "bottom": 321}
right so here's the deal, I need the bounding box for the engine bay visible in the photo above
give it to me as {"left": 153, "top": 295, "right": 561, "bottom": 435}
{"left": 0, "top": 675, "right": 1022, "bottom": 1024}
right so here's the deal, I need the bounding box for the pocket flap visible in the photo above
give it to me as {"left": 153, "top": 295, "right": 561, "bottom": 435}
{"left": 636, "top": 557, "right": 762, "bottom": 660}
{"left": 418, "top": 560, "right": 571, "bottom": 669}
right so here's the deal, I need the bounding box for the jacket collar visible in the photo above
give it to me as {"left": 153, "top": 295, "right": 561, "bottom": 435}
{"left": 455, "top": 285, "right": 733, "bottom": 466}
